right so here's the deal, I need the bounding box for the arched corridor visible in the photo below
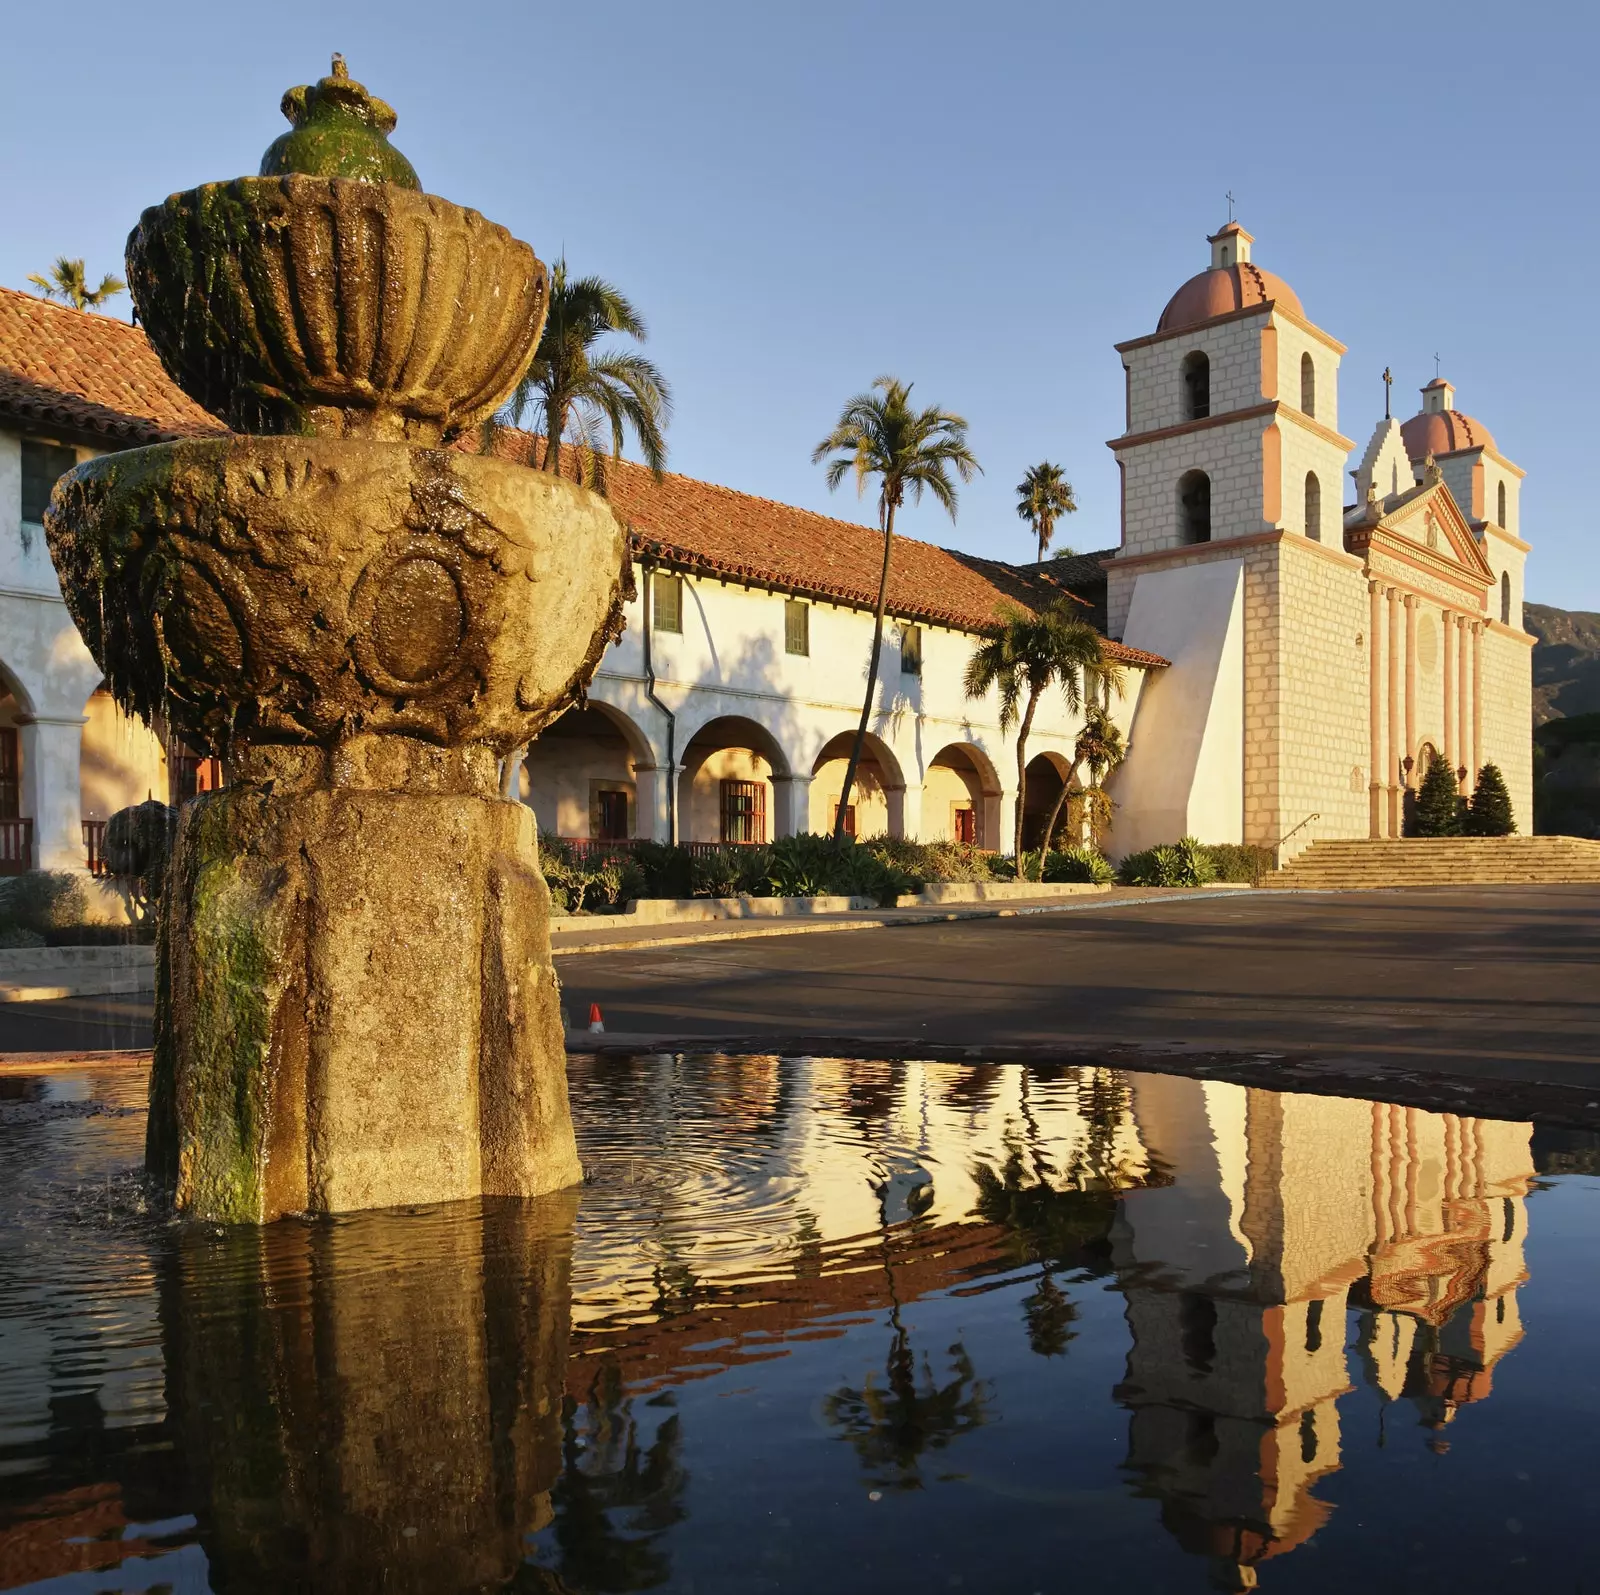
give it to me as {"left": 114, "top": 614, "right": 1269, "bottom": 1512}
{"left": 922, "top": 742, "right": 1002, "bottom": 848}
{"left": 523, "top": 703, "right": 655, "bottom": 840}
{"left": 809, "top": 730, "right": 907, "bottom": 838}
{"left": 679, "top": 715, "right": 793, "bottom": 845}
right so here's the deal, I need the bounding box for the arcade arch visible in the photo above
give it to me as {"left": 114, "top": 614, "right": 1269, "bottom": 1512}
{"left": 922, "top": 741, "right": 1003, "bottom": 848}
{"left": 809, "top": 730, "right": 907, "bottom": 838}
{"left": 523, "top": 701, "right": 655, "bottom": 840}
{"left": 679, "top": 715, "right": 792, "bottom": 845}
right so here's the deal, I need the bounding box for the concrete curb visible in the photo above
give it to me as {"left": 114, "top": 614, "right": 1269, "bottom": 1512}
{"left": 0, "top": 945, "right": 156, "bottom": 1003}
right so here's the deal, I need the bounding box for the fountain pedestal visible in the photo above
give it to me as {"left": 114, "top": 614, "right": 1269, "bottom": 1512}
{"left": 149, "top": 766, "right": 579, "bottom": 1221}
{"left": 44, "top": 60, "right": 621, "bottom": 1221}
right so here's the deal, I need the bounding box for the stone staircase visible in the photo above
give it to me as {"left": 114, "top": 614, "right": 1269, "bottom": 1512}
{"left": 1267, "top": 835, "right": 1600, "bottom": 890}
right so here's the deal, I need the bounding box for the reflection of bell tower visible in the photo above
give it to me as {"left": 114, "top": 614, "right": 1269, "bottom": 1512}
{"left": 1110, "top": 1076, "right": 1370, "bottom": 1589}
{"left": 1111, "top": 1078, "right": 1535, "bottom": 1588}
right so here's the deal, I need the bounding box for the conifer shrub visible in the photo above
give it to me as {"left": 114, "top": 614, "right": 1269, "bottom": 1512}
{"left": 1405, "top": 757, "right": 1464, "bottom": 837}
{"left": 1466, "top": 762, "right": 1516, "bottom": 836}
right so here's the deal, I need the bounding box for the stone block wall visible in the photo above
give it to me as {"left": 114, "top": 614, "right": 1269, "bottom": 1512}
{"left": 1480, "top": 626, "right": 1534, "bottom": 829}
{"left": 1122, "top": 314, "right": 1268, "bottom": 436}
{"left": 1117, "top": 414, "right": 1274, "bottom": 562}
{"left": 1271, "top": 542, "right": 1371, "bottom": 852}
{"left": 1276, "top": 419, "right": 1350, "bottom": 545}
{"left": 1270, "top": 317, "right": 1341, "bottom": 437}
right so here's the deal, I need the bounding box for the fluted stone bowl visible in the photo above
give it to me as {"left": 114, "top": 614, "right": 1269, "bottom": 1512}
{"left": 45, "top": 438, "right": 628, "bottom": 761}
{"left": 127, "top": 177, "right": 548, "bottom": 443}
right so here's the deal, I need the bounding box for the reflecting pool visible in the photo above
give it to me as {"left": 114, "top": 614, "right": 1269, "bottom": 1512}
{"left": 2, "top": 1054, "right": 1597, "bottom": 1592}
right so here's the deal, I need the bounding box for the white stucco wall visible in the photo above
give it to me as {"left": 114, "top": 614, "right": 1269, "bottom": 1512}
{"left": 1109, "top": 559, "right": 1244, "bottom": 853}
{"left": 569, "top": 566, "right": 1148, "bottom": 846}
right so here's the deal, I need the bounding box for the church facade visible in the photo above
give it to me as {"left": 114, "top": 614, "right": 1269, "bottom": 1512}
{"left": 0, "top": 219, "right": 1535, "bottom": 877}
{"left": 1103, "top": 222, "right": 1533, "bottom": 854}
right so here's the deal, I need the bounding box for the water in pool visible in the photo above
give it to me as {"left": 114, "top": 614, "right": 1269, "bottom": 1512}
{"left": 1, "top": 1053, "right": 1596, "bottom": 1593}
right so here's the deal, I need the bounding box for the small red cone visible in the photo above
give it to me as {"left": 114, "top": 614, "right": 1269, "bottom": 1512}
{"left": 587, "top": 1003, "right": 605, "bottom": 1035}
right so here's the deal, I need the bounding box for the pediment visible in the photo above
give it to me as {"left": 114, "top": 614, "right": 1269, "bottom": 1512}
{"left": 1369, "top": 479, "right": 1495, "bottom": 585}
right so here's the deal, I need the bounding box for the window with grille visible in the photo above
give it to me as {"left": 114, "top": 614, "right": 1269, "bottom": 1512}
{"left": 596, "top": 789, "right": 629, "bottom": 840}
{"left": 0, "top": 728, "right": 18, "bottom": 820}
{"left": 831, "top": 801, "right": 856, "bottom": 838}
{"left": 652, "top": 572, "right": 683, "bottom": 634}
{"left": 21, "top": 440, "right": 76, "bottom": 524}
{"left": 900, "top": 624, "right": 922, "bottom": 675}
{"left": 721, "top": 779, "right": 766, "bottom": 844}
{"left": 784, "top": 599, "right": 809, "bottom": 656}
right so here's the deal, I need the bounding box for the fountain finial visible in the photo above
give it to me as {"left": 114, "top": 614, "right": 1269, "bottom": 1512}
{"left": 260, "top": 54, "right": 419, "bottom": 188}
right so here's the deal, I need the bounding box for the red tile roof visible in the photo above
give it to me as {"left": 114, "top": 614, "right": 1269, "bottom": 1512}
{"left": 0, "top": 285, "right": 1165, "bottom": 668}
{"left": 0, "top": 285, "right": 220, "bottom": 445}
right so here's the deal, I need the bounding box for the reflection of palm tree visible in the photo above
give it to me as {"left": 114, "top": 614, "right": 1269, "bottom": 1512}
{"left": 823, "top": 1323, "right": 992, "bottom": 1491}
{"left": 532, "top": 1358, "right": 689, "bottom": 1592}
{"left": 1022, "top": 1271, "right": 1078, "bottom": 1358}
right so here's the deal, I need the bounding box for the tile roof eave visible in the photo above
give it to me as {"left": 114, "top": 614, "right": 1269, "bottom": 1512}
{"left": 635, "top": 533, "right": 1168, "bottom": 668}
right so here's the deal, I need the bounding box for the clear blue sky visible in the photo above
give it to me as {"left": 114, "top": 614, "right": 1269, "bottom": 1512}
{"left": 3, "top": 0, "right": 1594, "bottom": 606}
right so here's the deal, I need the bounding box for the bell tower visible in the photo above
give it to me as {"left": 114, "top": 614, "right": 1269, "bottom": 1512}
{"left": 1103, "top": 223, "right": 1368, "bottom": 860}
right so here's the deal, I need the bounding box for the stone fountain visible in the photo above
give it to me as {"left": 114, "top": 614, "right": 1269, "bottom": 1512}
{"left": 45, "top": 58, "right": 626, "bottom": 1221}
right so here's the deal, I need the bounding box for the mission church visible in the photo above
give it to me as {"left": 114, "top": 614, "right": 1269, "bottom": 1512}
{"left": 0, "top": 219, "right": 1531, "bottom": 875}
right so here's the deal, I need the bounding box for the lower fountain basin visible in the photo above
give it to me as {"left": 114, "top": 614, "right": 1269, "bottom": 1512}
{"left": 45, "top": 435, "right": 629, "bottom": 759}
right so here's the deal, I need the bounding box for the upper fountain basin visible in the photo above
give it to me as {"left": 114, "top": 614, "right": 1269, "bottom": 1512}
{"left": 127, "top": 175, "right": 548, "bottom": 444}
{"left": 44, "top": 436, "right": 628, "bottom": 762}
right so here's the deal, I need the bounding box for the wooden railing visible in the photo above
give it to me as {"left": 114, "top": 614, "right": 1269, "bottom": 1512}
{"left": 0, "top": 818, "right": 33, "bottom": 876}
{"left": 549, "top": 837, "right": 766, "bottom": 861}
{"left": 83, "top": 819, "right": 109, "bottom": 877}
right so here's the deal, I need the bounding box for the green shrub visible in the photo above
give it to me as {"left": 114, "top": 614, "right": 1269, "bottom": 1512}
{"left": 861, "top": 835, "right": 999, "bottom": 888}
{"left": 0, "top": 871, "right": 90, "bottom": 934}
{"left": 1042, "top": 845, "right": 1114, "bottom": 884}
{"left": 539, "top": 837, "right": 631, "bottom": 915}
{"left": 628, "top": 840, "right": 693, "bottom": 900}
{"left": 689, "top": 845, "right": 772, "bottom": 899}
{"left": 1466, "top": 762, "right": 1516, "bottom": 836}
{"left": 0, "top": 926, "right": 46, "bottom": 949}
{"left": 1117, "top": 836, "right": 1216, "bottom": 888}
{"left": 104, "top": 800, "right": 176, "bottom": 919}
{"left": 1199, "top": 842, "right": 1274, "bottom": 884}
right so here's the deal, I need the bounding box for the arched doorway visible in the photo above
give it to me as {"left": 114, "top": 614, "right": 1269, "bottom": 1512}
{"left": 0, "top": 663, "right": 30, "bottom": 873}
{"left": 810, "top": 731, "right": 906, "bottom": 838}
{"left": 679, "top": 716, "right": 791, "bottom": 845}
{"left": 523, "top": 702, "right": 654, "bottom": 841}
{"left": 922, "top": 743, "right": 1002, "bottom": 848}
{"left": 1020, "top": 751, "right": 1079, "bottom": 852}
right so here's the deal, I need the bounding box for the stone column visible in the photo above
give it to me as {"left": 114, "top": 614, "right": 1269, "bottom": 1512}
{"left": 1458, "top": 617, "right": 1471, "bottom": 788}
{"left": 1386, "top": 587, "right": 1402, "bottom": 836}
{"left": 991, "top": 789, "right": 1015, "bottom": 856}
{"left": 19, "top": 714, "right": 88, "bottom": 872}
{"left": 1368, "top": 581, "right": 1384, "bottom": 838}
{"left": 1471, "top": 621, "right": 1484, "bottom": 784}
{"left": 895, "top": 781, "right": 924, "bottom": 841}
{"left": 770, "top": 772, "right": 813, "bottom": 838}
{"left": 1442, "top": 609, "right": 1456, "bottom": 784}
{"left": 1403, "top": 594, "right": 1418, "bottom": 788}
{"left": 632, "top": 762, "right": 665, "bottom": 842}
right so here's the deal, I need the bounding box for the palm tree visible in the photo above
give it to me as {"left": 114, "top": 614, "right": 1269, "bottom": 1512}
{"left": 498, "top": 259, "right": 671, "bottom": 493}
{"left": 964, "top": 600, "right": 1119, "bottom": 873}
{"left": 1016, "top": 461, "right": 1077, "bottom": 563}
{"left": 27, "top": 258, "right": 126, "bottom": 312}
{"left": 1038, "top": 700, "right": 1126, "bottom": 855}
{"left": 813, "top": 377, "right": 980, "bottom": 842}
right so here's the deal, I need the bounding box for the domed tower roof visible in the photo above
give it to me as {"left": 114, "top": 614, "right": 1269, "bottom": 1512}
{"left": 1400, "top": 378, "right": 1496, "bottom": 461}
{"left": 1156, "top": 222, "right": 1305, "bottom": 334}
